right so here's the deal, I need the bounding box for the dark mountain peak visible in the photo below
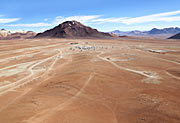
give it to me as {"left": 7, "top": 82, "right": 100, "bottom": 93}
{"left": 149, "top": 28, "right": 160, "bottom": 34}
{"left": 35, "top": 21, "right": 112, "bottom": 39}
{"left": 151, "top": 28, "right": 158, "bottom": 30}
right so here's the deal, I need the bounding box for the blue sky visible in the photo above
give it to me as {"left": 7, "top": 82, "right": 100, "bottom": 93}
{"left": 1, "top": 0, "right": 180, "bottom": 32}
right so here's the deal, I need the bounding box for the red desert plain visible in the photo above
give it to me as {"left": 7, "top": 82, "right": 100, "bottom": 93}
{"left": 0, "top": 38, "right": 180, "bottom": 123}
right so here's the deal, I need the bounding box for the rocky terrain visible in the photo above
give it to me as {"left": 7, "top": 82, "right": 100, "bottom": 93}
{"left": 35, "top": 21, "right": 112, "bottom": 39}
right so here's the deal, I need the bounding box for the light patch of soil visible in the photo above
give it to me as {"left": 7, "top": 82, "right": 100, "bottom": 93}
{"left": 142, "top": 77, "right": 161, "bottom": 84}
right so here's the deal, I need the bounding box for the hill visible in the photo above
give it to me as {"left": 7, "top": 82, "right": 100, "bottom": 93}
{"left": 35, "top": 21, "right": 112, "bottom": 39}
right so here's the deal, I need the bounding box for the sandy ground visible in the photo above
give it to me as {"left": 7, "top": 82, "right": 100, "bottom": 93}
{"left": 0, "top": 38, "right": 180, "bottom": 123}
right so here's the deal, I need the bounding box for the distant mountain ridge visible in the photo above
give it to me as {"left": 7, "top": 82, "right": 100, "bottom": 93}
{"left": 35, "top": 21, "right": 112, "bottom": 39}
{"left": 0, "top": 29, "right": 36, "bottom": 39}
{"left": 111, "top": 27, "right": 180, "bottom": 38}
{"left": 149, "top": 27, "right": 180, "bottom": 34}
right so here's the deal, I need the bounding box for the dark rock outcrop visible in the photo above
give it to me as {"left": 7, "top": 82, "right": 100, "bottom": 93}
{"left": 168, "top": 33, "right": 180, "bottom": 39}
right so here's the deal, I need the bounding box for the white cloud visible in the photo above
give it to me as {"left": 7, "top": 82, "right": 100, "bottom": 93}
{"left": 121, "top": 10, "right": 180, "bottom": 24}
{"left": 148, "top": 10, "right": 180, "bottom": 17}
{"left": 92, "top": 10, "right": 180, "bottom": 24}
{"left": 0, "top": 18, "right": 20, "bottom": 23}
{"left": 91, "top": 17, "right": 128, "bottom": 24}
{"left": 3, "top": 10, "right": 180, "bottom": 29}
{"left": 5, "top": 23, "right": 52, "bottom": 27}
{"left": 53, "top": 15, "right": 101, "bottom": 24}
{"left": 44, "top": 18, "right": 49, "bottom": 21}
{"left": 51, "top": 10, "right": 180, "bottom": 25}
{"left": 4, "top": 15, "right": 101, "bottom": 27}
{"left": 91, "top": 17, "right": 127, "bottom": 23}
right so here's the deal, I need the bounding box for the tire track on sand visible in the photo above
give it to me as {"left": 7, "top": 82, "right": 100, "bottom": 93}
{"left": 0, "top": 51, "right": 62, "bottom": 112}
{"left": 25, "top": 73, "right": 95, "bottom": 123}
{"left": 0, "top": 88, "right": 32, "bottom": 112}
{"left": 0, "top": 50, "right": 61, "bottom": 96}
{"left": 97, "top": 52, "right": 159, "bottom": 79}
